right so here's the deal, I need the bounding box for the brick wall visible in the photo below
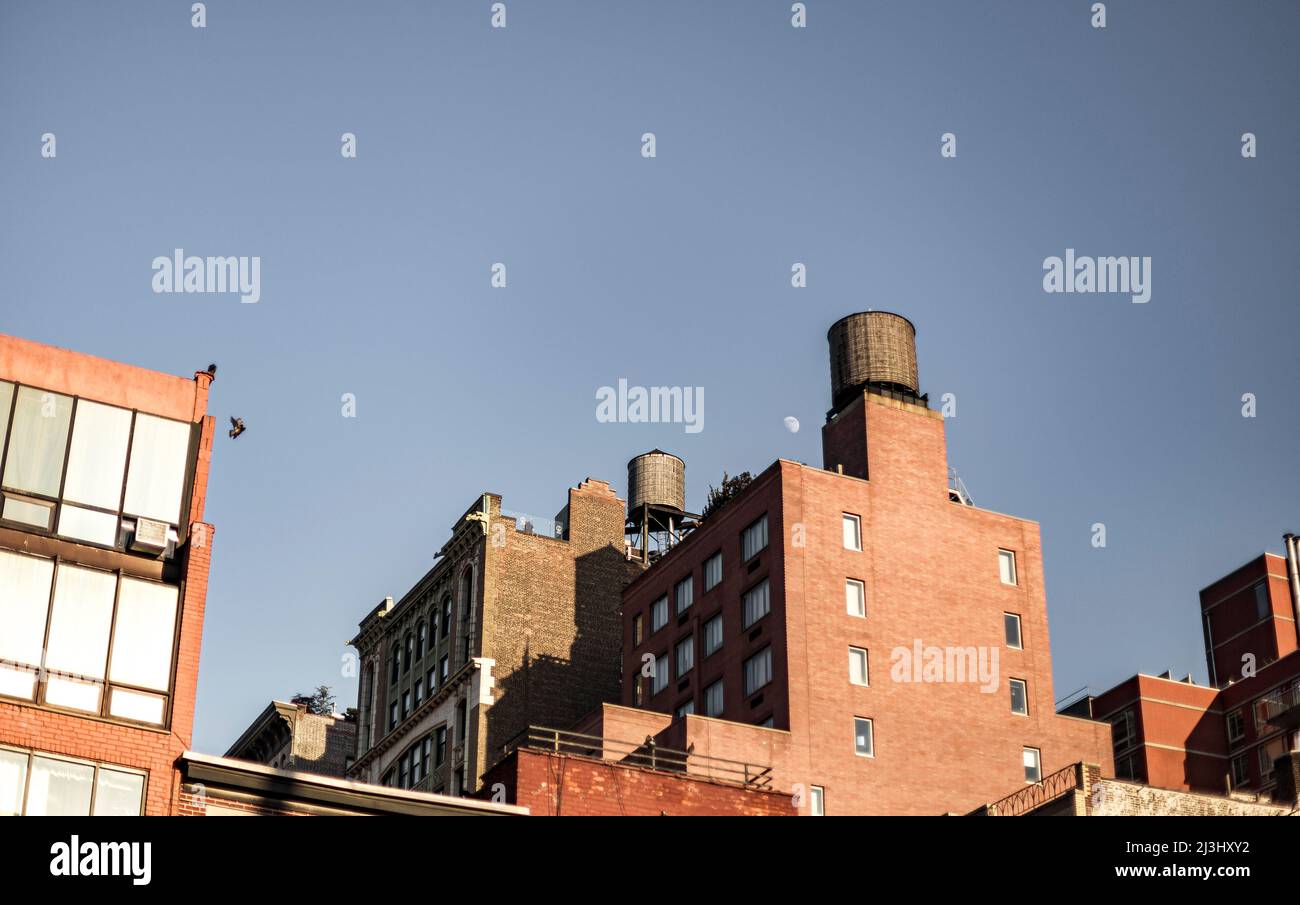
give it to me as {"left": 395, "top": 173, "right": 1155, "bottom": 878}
{"left": 482, "top": 748, "right": 795, "bottom": 816}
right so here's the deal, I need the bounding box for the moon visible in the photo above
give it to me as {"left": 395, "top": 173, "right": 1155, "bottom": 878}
{"left": 783, "top": 416, "right": 800, "bottom": 433}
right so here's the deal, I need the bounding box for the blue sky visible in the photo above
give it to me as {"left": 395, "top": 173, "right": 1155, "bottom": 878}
{"left": 2, "top": 1, "right": 1297, "bottom": 753}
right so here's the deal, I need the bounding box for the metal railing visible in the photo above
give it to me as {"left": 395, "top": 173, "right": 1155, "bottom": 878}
{"left": 980, "top": 765, "right": 1080, "bottom": 816}
{"left": 1257, "top": 684, "right": 1300, "bottom": 730}
{"left": 508, "top": 725, "right": 774, "bottom": 790}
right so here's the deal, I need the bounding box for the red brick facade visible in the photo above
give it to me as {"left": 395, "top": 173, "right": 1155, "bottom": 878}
{"left": 482, "top": 747, "right": 795, "bottom": 816}
{"left": 622, "top": 389, "right": 1112, "bottom": 815}
{"left": 0, "top": 334, "right": 215, "bottom": 816}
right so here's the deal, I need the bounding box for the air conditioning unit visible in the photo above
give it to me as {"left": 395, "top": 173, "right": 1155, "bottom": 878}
{"left": 131, "top": 517, "right": 170, "bottom": 553}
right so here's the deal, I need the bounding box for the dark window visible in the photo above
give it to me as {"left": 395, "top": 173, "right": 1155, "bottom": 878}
{"left": 1009, "top": 679, "right": 1028, "bottom": 715}
{"left": 1004, "top": 613, "right": 1022, "bottom": 649}
{"left": 390, "top": 644, "right": 400, "bottom": 685}
{"left": 435, "top": 726, "right": 447, "bottom": 765}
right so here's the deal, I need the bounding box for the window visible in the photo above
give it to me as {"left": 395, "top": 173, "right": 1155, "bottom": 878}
{"left": 440, "top": 655, "right": 448, "bottom": 683}
{"left": 1023, "top": 747, "right": 1041, "bottom": 783}
{"left": 1255, "top": 582, "right": 1270, "bottom": 621}
{"left": 430, "top": 612, "right": 438, "bottom": 643}
{"left": 435, "top": 726, "right": 447, "bottom": 766}
{"left": 122, "top": 413, "right": 190, "bottom": 524}
{"left": 849, "top": 647, "right": 869, "bottom": 686}
{"left": 652, "top": 653, "right": 669, "bottom": 695}
{"left": 675, "top": 700, "right": 695, "bottom": 719}
{"left": 399, "top": 757, "right": 408, "bottom": 789}
{"left": 0, "top": 553, "right": 177, "bottom": 725}
{"left": 1259, "top": 737, "right": 1286, "bottom": 783}
{"left": 409, "top": 744, "right": 422, "bottom": 786}
{"left": 650, "top": 596, "right": 668, "bottom": 633}
{"left": 1230, "top": 753, "right": 1249, "bottom": 788}
{"left": 456, "top": 699, "right": 468, "bottom": 743}
{"left": 845, "top": 579, "right": 866, "bottom": 618}
{"left": 744, "top": 647, "right": 772, "bottom": 697}
{"left": 998, "top": 549, "right": 1018, "bottom": 586}
{"left": 675, "top": 636, "right": 694, "bottom": 676}
{"left": 426, "top": 667, "right": 435, "bottom": 694}
{"left": 0, "top": 549, "right": 54, "bottom": 701}
{"left": 44, "top": 564, "right": 116, "bottom": 715}
{"left": 1111, "top": 709, "right": 1136, "bottom": 751}
{"left": 58, "top": 400, "right": 132, "bottom": 544}
{"left": 854, "top": 718, "right": 874, "bottom": 757}
{"left": 675, "top": 575, "right": 694, "bottom": 614}
{"left": 404, "top": 634, "right": 413, "bottom": 674}
{"left": 414, "top": 678, "right": 423, "bottom": 706}
{"left": 842, "top": 514, "right": 861, "bottom": 551}
{"left": 809, "top": 785, "right": 825, "bottom": 816}
{"left": 402, "top": 691, "right": 411, "bottom": 720}
{"left": 703, "top": 552, "right": 722, "bottom": 592}
{"left": 2, "top": 387, "right": 73, "bottom": 500}
{"left": 704, "top": 679, "right": 724, "bottom": 717}
{"left": 741, "top": 514, "right": 768, "bottom": 561}
{"left": 390, "top": 644, "right": 400, "bottom": 685}
{"left": 417, "top": 623, "right": 426, "bottom": 660}
{"left": 388, "top": 701, "right": 398, "bottom": 731}
{"left": 1009, "top": 678, "right": 1028, "bottom": 715}
{"left": 632, "top": 673, "right": 644, "bottom": 706}
{"left": 441, "top": 596, "right": 452, "bottom": 638}
{"left": 703, "top": 613, "right": 723, "bottom": 657}
{"left": 632, "top": 613, "right": 643, "bottom": 646}
{"left": 1115, "top": 753, "right": 1142, "bottom": 782}
{"left": 0, "top": 747, "right": 145, "bottom": 816}
{"left": 1226, "top": 709, "right": 1245, "bottom": 745}
{"left": 1004, "top": 613, "right": 1022, "bottom": 649}
{"left": 742, "top": 579, "right": 770, "bottom": 629}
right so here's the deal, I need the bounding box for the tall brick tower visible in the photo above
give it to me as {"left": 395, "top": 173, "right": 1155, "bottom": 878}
{"left": 619, "top": 313, "right": 1113, "bottom": 815}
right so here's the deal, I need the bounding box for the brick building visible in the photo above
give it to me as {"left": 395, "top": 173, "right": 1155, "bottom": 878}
{"left": 972, "top": 762, "right": 1296, "bottom": 817}
{"left": 620, "top": 312, "right": 1113, "bottom": 815}
{"left": 347, "top": 479, "right": 641, "bottom": 796}
{"left": 224, "top": 698, "right": 358, "bottom": 778}
{"left": 0, "top": 334, "right": 216, "bottom": 816}
{"left": 1081, "top": 547, "right": 1300, "bottom": 798}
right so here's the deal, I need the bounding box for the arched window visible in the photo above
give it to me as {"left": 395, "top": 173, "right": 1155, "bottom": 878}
{"left": 404, "top": 633, "right": 414, "bottom": 673}
{"left": 390, "top": 643, "right": 400, "bottom": 685}
{"left": 441, "top": 595, "right": 452, "bottom": 639}
{"left": 430, "top": 610, "right": 438, "bottom": 643}
{"left": 460, "top": 569, "right": 473, "bottom": 620}
{"left": 417, "top": 622, "right": 426, "bottom": 660}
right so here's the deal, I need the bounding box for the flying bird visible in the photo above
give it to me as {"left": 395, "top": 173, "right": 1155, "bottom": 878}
{"left": 228, "top": 417, "right": 245, "bottom": 439}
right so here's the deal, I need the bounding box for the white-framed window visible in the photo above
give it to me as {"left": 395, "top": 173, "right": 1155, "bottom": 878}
{"left": 704, "top": 679, "right": 724, "bottom": 717}
{"left": 1009, "top": 678, "right": 1028, "bottom": 716}
{"left": 0, "top": 744, "right": 145, "bottom": 816}
{"left": 845, "top": 579, "right": 866, "bottom": 618}
{"left": 842, "top": 513, "right": 861, "bottom": 551}
{"left": 650, "top": 596, "right": 668, "bottom": 633}
{"left": 675, "top": 636, "right": 694, "bottom": 676}
{"left": 703, "top": 613, "right": 723, "bottom": 657}
{"left": 742, "top": 579, "right": 770, "bottom": 629}
{"left": 652, "top": 653, "right": 669, "bottom": 695}
{"left": 854, "top": 718, "right": 874, "bottom": 757}
{"left": 741, "top": 514, "right": 769, "bottom": 561}
{"left": 1230, "top": 753, "right": 1249, "bottom": 788}
{"left": 849, "top": 647, "right": 869, "bottom": 686}
{"left": 809, "top": 785, "right": 825, "bottom": 816}
{"left": 1004, "top": 613, "right": 1022, "bottom": 649}
{"left": 998, "top": 549, "right": 1018, "bottom": 586}
{"left": 703, "top": 552, "right": 723, "bottom": 592}
{"left": 0, "top": 551, "right": 180, "bottom": 727}
{"left": 1226, "top": 709, "right": 1245, "bottom": 745}
{"left": 675, "top": 575, "right": 694, "bottom": 614}
{"left": 1023, "top": 747, "right": 1041, "bottom": 783}
{"left": 744, "top": 647, "right": 772, "bottom": 697}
